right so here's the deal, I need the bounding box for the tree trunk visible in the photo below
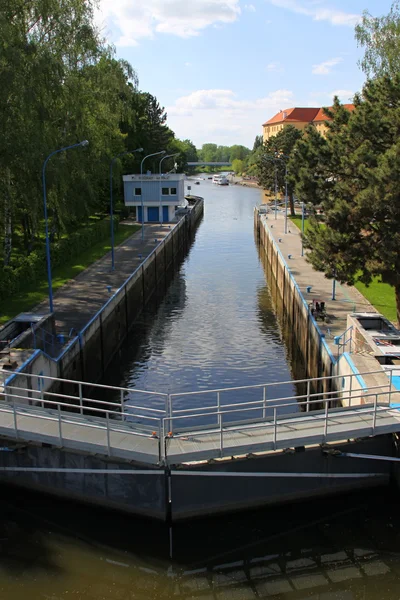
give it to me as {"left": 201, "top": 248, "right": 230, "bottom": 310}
{"left": 289, "top": 192, "right": 295, "bottom": 216}
{"left": 3, "top": 170, "right": 12, "bottom": 266}
{"left": 395, "top": 284, "right": 400, "bottom": 327}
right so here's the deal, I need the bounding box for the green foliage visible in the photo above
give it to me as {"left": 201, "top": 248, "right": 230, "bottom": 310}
{"left": 256, "top": 125, "right": 303, "bottom": 215}
{"left": 355, "top": 1, "right": 400, "bottom": 78}
{"left": 0, "top": 217, "right": 120, "bottom": 301}
{"left": 290, "top": 76, "right": 400, "bottom": 322}
{"left": 231, "top": 159, "right": 245, "bottom": 174}
{"left": 0, "top": 225, "right": 138, "bottom": 324}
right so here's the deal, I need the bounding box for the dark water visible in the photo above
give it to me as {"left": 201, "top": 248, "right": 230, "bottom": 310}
{"left": 1, "top": 483, "right": 400, "bottom": 599}
{"left": 103, "top": 176, "right": 301, "bottom": 420}
{"left": 1, "top": 178, "right": 400, "bottom": 598}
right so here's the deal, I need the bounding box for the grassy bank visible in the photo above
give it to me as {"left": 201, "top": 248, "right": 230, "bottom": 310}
{"left": 289, "top": 215, "right": 396, "bottom": 322}
{"left": 0, "top": 224, "right": 140, "bottom": 324}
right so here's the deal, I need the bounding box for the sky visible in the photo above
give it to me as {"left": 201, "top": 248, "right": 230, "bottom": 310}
{"left": 95, "top": 0, "right": 394, "bottom": 149}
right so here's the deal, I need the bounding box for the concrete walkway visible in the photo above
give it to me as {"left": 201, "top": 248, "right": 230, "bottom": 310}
{"left": 32, "top": 222, "right": 176, "bottom": 334}
{"left": 261, "top": 211, "right": 376, "bottom": 356}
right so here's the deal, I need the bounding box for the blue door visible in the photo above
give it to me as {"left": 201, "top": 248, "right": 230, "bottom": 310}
{"left": 147, "top": 207, "right": 159, "bottom": 222}
{"left": 162, "top": 206, "right": 169, "bottom": 222}
{"left": 137, "top": 206, "right": 143, "bottom": 223}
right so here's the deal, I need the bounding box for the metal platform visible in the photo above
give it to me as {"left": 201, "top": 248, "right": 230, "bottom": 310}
{"left": 1, "top": 370, "right": 400, "bottom": 466}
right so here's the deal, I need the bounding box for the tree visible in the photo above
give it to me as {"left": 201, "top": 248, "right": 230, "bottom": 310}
{"left": 294, "top": 77, "right": 400, "bottom": 323}
{"left": 231, "top": 159, "right": 244, "bottom": 174}
{"left": 355, "top": 1, "right": 400, "bottom": 78}
{"left": 256, "top": 125, "right": 303, "bottom": 215}
{"left": 253, "top": 135, "right": 263, "bottom": 152}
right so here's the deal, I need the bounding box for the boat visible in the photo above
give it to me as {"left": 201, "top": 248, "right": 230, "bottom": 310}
{"left": 212, "top": 175, "right": 229, "bottom": 186}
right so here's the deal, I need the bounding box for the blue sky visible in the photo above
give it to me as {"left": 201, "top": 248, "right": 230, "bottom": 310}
{"left": 96, "top": 0, "right": 394, "bottom": 148}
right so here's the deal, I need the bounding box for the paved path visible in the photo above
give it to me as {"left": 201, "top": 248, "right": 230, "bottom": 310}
{"left": 260, "top": 211, "right": 376, "bottom": 356}
{"left": 32, "top": 222, "right": 176, "bottom": 334}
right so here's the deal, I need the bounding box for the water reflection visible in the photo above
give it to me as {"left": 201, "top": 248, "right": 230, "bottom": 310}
{"left": 103, "top": 177, "right": 298, "bottom": 414}
{"left": 1, "top": 484, "right": 400, "bottom": 599}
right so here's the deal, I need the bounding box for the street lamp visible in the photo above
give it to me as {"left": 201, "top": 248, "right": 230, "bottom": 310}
{"left": 109, "top": 148, "right": 143, "bottom": 271}
{"left": 140, "top": 150, "right": 166, "bottom": 241}
{"left": 262, "top": 154, "right": 288, "bottom": 229}
{"left": 301, "top": 202, "right": 305, "bottom": 257}
{"left": 159, "top": 153, "right": 179, "bottom": 225}
{"left": 42, "top": 140, "right": 89, "bottom": 313}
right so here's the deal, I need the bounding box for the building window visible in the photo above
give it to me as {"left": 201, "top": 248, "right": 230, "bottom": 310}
{"left": 170, "top": 187, "right": 177, "bottom": 195}
{"left": 162, "top": 187, "right": 169, "bottom": 195}
{"left": 134, "top": 188, "right": 141, "bottom": 196}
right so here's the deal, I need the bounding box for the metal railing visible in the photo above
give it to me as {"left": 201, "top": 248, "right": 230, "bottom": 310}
{"left": 334, "top": 325, "right": 353, "bottom": 357}
{"left": 1, "top": 369, "right": 399, "bottom": 462}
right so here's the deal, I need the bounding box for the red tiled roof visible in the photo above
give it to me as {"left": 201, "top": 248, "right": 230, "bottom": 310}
{"left": 263, "top": 104, "right": 355, "bottom": 127}
{"left": 263, "top": 107, "right": 320, "bottom": 126}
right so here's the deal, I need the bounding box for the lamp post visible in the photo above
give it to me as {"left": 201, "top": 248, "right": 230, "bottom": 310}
{"left": 42, "top": 140, "right": 89, "bottom": 313}
{"left": 159, "top": 153, "right": 179, "bottom": 225}
{"left": 140, "top": 150, "right": 166, "bottom": 242}
{"left": 301, "top": 201, "right": 305, "bottom": 257}
{"left": 109, "top": 148, "right": 143, "bottom": 271}
{"left": 262, "top": 154, "right": 288, "bottom": 228}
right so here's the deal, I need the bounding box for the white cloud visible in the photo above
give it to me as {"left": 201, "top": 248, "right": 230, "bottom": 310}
{"left": 266, "top": 0, "right": 360, "bottom": 27}
{"left": 312, "top": 57, "right": 342, "bottom": 75}
{"left": 266, "top": 62, "right": 284, "bottom": 72}
{"left": 96, "top": 0, "right": 241, "bottom": 46}
{"left": 244, "top": 4, "right": 256, "bottom": 11}
{"left": 184, "top": 62, "right": 192, "bottom": 67}
{"left": 330, "top": 89, "right": 354, "bottom": 102}
{"left": 166, "top": 88, "right": 295, "bottom": 146}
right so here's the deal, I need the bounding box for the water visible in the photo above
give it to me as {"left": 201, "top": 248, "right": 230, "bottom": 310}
{"left": 1, "top": 178, "right": 399, "bottom": 598}
{"left": 103, "top": 176, "right": 300, "bottom": 421}
{"left": 1, "top": 483, "right": 400, "bottom": 599}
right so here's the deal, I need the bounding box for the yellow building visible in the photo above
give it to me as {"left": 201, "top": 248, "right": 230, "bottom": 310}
{"left": 262, "top": 105, "right": 354, "bottom": 143}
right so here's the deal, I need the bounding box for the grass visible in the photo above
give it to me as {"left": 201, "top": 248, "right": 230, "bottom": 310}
{"left": 289, "top": 215, "right": 397, "bottom": 322}
{"left": 0, "top": 224, "right": 140, "bottom": 324}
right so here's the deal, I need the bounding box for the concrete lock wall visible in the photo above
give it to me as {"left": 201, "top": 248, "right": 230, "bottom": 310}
{"left": 255, "top": 212, "right": 336, "bottom": 394}
{"left": 170, "top": 435, "right": 393, "bottom": 520}
{"left": 0, "top": 445, "right": 166, "bottom": 520}
{"left": 6, "top": 199, "right": 203, "bottom": 396}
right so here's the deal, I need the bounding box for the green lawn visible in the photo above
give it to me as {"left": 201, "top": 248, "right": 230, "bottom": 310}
{"left": 0, "top": 224, "right": 140, "bottom": 324}
{"left": 289, "top": 215, "right": 397, "bottom": 322}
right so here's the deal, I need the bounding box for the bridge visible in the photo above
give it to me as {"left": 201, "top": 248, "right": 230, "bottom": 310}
{"left": 187, "top": 161, "right": 232, "bottom": 167}
{"left": 2, "top": 369, "right": 400, "bottom": 466}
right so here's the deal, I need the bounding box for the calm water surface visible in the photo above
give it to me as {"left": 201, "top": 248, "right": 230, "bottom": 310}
{"left": 1, "top": 178, "right": 400, "bottom": 598}
{"left": 104, "top": 176, "right": 298, "bottom": 416}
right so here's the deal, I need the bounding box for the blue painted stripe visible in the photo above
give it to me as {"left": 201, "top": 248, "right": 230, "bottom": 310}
{"left": 341, "top": 352, "right": 368, "bottom": 391}
{"left": 4, "top": 349, "right": 42, "bottom": 387}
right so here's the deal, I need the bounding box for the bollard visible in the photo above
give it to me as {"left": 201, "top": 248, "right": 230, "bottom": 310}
{"left": 334, "top": 336, "right": 340, "bottom": 345}
{"left": 138, "top": 254, "right": 142, "bottom": 259}
{"left": 154, "top": 238, "right": 158, "bottom": 242}
{"left": 288, "top": 254, "right": 292, "bottom": 259}
{"left": 278, "top": 238, "right": 282, "bottom": 242}
{"left": 107, "top": 285, "right": 112, "bottom": 293}
{"left": 306, "top": 286, "right": 312, "bottom": 293}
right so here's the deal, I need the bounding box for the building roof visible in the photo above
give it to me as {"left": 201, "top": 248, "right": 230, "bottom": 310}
{"left": 263, "top": 104, "right": 355, "bottom": 127}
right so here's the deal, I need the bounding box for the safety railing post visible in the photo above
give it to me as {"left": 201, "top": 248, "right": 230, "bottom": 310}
{"left": 306, "top": 380, "right": 311, "bottom": 412}
{"left": 373, "top": 394, "right": 378, "bottom": 433}
{"left": 389, "top": 369, "right": 393, "bottom": 406}
{"left": 262, "top": 387, "right": 266, "bottom": 419}
{"left": 120, "top": 390, "right": 124, "bottom": 421}
{"left": 168, "top": 395, "right": 173, "bottom": 433}
{"left": 79, "top": 383, "right": 83, "bottom": 415}
{"left": 273, "top": 407, "right": 277, "bottom": 450}
{"left": 106, "top": 411, "right": 111, "bottom": 456}
{"left": 40, "top": 386, "right": 45, "bottom": 409}
{"left": 324, "top": 400, "right": 329, "bottom": 439}
{"left": 58, "top": 403, "right": 63, "bottom": 447}
{"left": 219, "top": 411, "right": 223, "bottom": 457}
{"left": 217, "top": 392, "right": 220, "bottom": 427}
{"left": 12, "top": 401, "right": 19, "bottom": 440}
{"left": 349, "top": 374, "right": 353, "bottom": 407}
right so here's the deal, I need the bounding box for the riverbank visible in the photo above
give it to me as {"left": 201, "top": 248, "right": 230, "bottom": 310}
{"left": 229, "top": 174, "right": 262, "bottom": 189}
